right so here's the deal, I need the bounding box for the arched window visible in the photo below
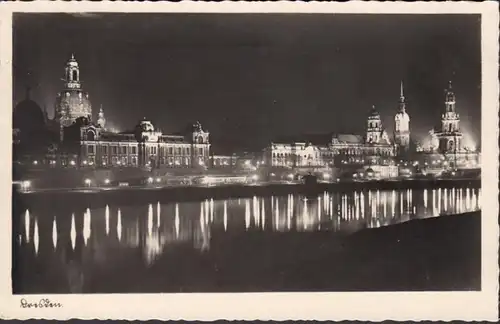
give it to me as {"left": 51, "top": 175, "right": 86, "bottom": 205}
{"left": 448, "top": 124, "right": 452, "bottom": 132}
{"left": 72, "top": 70, "right": 78, "bottom": 81}
{"left": 87, "top": 130, "right": 95, "bottom": 141}
{"left": 197, "top": 136, "right": 203, "bottom": 144}
{"left": 449, "top": 140, "right": 455, "bottom": 151}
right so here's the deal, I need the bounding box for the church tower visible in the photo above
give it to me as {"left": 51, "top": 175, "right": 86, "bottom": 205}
{"left": 55, "top": 54, "right": 93, "bottom": 130}
{"left": 97, "top": 104, "right": 106, "bottom": 129}
{"left": 366, "top": 105, "right": 382, "bottom": 144}
{"left": 394, "top": 81, "right": 411, "bottom": 154}
{"left": 437, "top": 81, "right": 462, "bottom": 154}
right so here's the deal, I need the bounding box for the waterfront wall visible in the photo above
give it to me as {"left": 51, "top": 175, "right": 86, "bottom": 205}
{"left": 15, "top": 178, "right": 480, "bottom": 211}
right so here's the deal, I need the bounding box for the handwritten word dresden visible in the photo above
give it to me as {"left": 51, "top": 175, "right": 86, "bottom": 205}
{"left": 20, "top": 298, "right": 62, "bottom": 308}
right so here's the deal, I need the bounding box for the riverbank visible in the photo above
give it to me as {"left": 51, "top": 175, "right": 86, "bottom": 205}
{"left": 16, "top": 178, "right": 480, "bottom": 210}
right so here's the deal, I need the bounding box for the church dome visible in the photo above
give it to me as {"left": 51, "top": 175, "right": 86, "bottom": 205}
{"left": 13, "top": 98, "right": 45, "bottom": 132}
{"left": 55, "top": 90, "right": 92, "bottom": 125}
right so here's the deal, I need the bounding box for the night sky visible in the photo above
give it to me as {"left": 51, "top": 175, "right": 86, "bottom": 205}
{"left": 13, "top": 13, "right": 481, "bottom": 153}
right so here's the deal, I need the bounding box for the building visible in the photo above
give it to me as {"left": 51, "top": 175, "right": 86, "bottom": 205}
{"left": 394, "top": 81, "right": 411, "bottom": 157}
{"left": 418, "top": 81, "right": 480, "bottom": 169}
{"left": 263, "top": 104, "right": 396, "bottom": 175}
{"left": 14, "top": 55, "right": 211, "bottom": 171}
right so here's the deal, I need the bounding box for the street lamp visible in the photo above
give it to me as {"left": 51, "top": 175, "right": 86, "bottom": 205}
{"left": 21, "top": 180, "right": 31, "bottom": 191}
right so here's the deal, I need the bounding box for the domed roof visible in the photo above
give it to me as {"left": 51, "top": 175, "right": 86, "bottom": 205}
{"left": 13, "top": 98, "right": 45, "bottom": 131}
{"left": 368, "top": 105, "right": 380, "bottom": 119}
{"left": 66, "top": 54, "right": 79, "bottom": 67}
{"left": 56, "top": 90, "right": 92, "bottom": 120}
{"left": 137, "top": 119, "right": 155, "bottom": 132}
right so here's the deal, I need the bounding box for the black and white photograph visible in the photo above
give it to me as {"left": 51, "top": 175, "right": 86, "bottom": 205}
{"left": 1, "top": 1, "right": 498, "bottom": 321}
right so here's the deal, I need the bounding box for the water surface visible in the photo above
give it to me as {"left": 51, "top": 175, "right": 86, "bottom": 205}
{"left": 13, "top": 187, "right": 481, "bottom": 293}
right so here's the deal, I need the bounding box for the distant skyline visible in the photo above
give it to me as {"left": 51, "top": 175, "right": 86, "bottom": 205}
{"left": 13, "top": 13, "right": 481, "bottom": 153}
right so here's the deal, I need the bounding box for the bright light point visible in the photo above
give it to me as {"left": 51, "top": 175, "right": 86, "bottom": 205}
{"left": 323, "top": 173, "right": 331, "bottom": 180}
{"left": 147, "top": 177, "right": 153, "bottom": 184}
{"left": 251, "top": 174, "right": 259, "bottom": 181}
{"left": 104, "top": 179, "right": 110, "bottom": 184}
{"left": 102, "top": 161, "right": 106, "bottom": 166}
{"left": 22, "top": 180, "right": 31, "bottom": 189}
{"left": 70, "top": 160, "right": 76, "bottom": 166}
{"left": 156, "top": 177, "right": 161, "bottom": 183}
{"left": 84, "top": 179, "right": 91, "bottom": 185}
{"left": 33, "top": 160, "right": 38, "bottom": 165}
{"left": 244, "top": 160, "right": 251, "bottom": 166}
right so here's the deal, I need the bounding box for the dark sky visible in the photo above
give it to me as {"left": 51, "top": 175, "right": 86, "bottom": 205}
{"left": 13, "top": 13, "right": 481, "bottom": 153}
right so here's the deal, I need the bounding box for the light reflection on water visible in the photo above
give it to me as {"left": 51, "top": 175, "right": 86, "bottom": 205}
{"left": 19, "top": 187, "right": 481, "bottom": 284}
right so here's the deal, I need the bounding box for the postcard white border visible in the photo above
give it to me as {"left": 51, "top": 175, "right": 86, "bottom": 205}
{"left": 0, "top": 1, "right": 498, "bottom": 321}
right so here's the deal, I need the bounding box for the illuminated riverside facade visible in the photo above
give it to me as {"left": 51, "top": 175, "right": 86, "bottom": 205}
{"left": 264, "top": 81, "right": 480, "bottom": 173}
{"left": 416, "top": 82, "right": 481, "bottom": 170}
{"left": 263, "top": 104, "right": 396, "bottom": 175}
{"left": 13, "top": 55, "right": 211, "bottom": 169}
{"left": 13, "top": 55, "right": 480, "bottom": 174}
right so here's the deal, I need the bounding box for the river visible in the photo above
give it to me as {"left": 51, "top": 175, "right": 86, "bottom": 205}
{"left": 12, "top": 186, "right": 481, "bottom": 293}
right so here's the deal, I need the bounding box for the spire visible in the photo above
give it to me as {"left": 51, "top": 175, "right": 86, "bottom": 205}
{"left": 71, "top": 53, "right": 75, "bottom": 60}
{"left": 43, "top": 104, "right": 49, "bottom": 121}
{"left": 97, "top": 104, "right": 106, "bottom": 129}
{"left": 398, "top": 81, "right": 407, "bottom": 113}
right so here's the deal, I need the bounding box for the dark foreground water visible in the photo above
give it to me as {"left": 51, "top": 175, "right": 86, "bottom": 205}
{"left": 13, "top": 187, "right": 481, "bottom": 293}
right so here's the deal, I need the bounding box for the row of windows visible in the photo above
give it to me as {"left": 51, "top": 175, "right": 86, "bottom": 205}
{"left": 100, "top": 156, "right": 200, "bottom": 167}
{"left": 86, "top": 145, "right": 205, "bottom": 156}
{"left": 272, "top": 149, "right": 393, "bottom": 158}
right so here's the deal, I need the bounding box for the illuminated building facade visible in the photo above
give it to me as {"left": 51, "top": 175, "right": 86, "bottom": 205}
{"left": 54, "top": 54, "right": 93, "bottom": 139}
{"left": 264, "top": 105, "right": 395, "bottom": 170}
{"left": 14, "top": 55, "right": 211, "bottom": 170}
{"left": 394, "top": 81, "right": 411, "bottom": 156}
{"left": 418, "top": 81, "right": 480, "bottom": 169}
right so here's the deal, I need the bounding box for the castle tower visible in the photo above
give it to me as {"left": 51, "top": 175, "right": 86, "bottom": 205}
{"left": 97, "top": 104, "right": 106, "bottom": 129}
{"left": 394, "top": 81, "right": 411, "bottom": 153}
{"left": 437, "top": 81, "right": 462, "bottom": 154}
{"left": 55, "top": 54, "right": 93, "bottom": 130}
{"left": 366, "top": 105, "right": 382, "bottom": 144}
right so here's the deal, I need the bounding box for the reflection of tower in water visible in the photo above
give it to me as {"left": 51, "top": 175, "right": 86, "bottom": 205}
{"left": 24, "top": 209, "right": 30, "bottom": 243}
{"left": 52, "top": 216, "right": 58, "bottom": 249}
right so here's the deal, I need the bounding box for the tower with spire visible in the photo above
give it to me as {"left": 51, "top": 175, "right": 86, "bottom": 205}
{"left": 394, "top": 81, "right": 411, "bottom": 155}
{"left": 436, "top": 81, "right": 462, "bottom": 155}
{"left": 97, "top": 104, "right": 106, "bottom": 129}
